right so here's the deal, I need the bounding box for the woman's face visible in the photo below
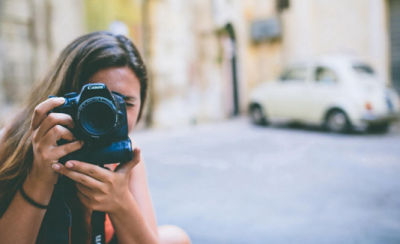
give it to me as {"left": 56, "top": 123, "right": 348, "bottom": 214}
{"left": 86, "top": 66, "right": 141, "bottom": 133}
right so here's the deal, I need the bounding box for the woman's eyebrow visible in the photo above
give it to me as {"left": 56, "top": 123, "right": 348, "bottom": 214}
{"left": 123, "top": 95, "right": 137, "bottom": 102}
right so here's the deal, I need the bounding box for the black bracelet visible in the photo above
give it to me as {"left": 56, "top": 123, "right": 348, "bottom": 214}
{"left": 19, "top": 184, "right": 48, "bottom": 209}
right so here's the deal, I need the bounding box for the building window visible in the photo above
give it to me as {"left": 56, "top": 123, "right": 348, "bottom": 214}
{"left": 277, "top": 0, "right": 290, "bottom": 12}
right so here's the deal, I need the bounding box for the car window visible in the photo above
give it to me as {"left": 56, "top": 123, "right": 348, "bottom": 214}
{"left": 353, "top": 63, "right": 375, "bottom": 79}
{"left": 315, "top": 67, "right": 337, "bottom": 85}
{"left": 280, "top": 67, "right": 307, "bottom": 82}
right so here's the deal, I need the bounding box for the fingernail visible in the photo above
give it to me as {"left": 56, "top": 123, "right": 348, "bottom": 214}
{"left": 65, "top": 162, "right": 74, "bottom": 168}
{"left": 57, "top": 97, "right": 65, "bottom": 103}
{"left": 52, "top": 164, "right": 61, "bottom": 171}
{"left": 80, "top": 140, "right": 84, "bottom": 145}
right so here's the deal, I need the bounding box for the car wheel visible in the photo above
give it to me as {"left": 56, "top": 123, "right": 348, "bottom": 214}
{"left": 368, "top": 123, "right": 390, "bottom": 134}
{"left": 250, "top": 104, "right": 268, "bottom": 125}
{"left": 326, "top": 110, "right": 351, "bottom": 133}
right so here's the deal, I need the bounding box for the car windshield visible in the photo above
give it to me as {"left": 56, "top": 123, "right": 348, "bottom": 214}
{"left": 353, "top": 63, "right": 376, "bottom": 79}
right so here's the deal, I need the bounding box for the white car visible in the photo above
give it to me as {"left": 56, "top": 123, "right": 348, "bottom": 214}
{"left": 249, "top": 56, "right": 400, "bottom": 132}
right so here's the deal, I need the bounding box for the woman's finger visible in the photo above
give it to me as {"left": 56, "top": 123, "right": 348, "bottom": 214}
{"left": 52, "top": 163, "right": 102, "bottom": 188}
{"left": 63, "top": 160, "right": 112, "bottom": 182}
{"left": 76, "top": 182, "right": 94, "bottom": 197}
{"left": 34, "top": 113, "right": 74, "bottom": 142}
{"left": 115, "top": 147, "right": 141, "bottom": 174}
{"left": 42, "top": 125, "right": 75, "bottom": 146}
{"left": 31, "top": 97, "right": 65, "bottom": 130}
{"left": 51, "top": 140, "right": 84, "bottom": 159}
{"left": 76, "top": 190, "right": 91, "bottom": 206}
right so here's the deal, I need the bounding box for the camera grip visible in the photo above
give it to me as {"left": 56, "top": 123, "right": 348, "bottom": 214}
{"left": 58, "top": 138, "right": 133, "bottom": 165}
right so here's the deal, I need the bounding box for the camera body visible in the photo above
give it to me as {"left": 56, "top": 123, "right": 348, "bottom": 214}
{"left": 51, "top": 83, "right": 133, "bottom": 165}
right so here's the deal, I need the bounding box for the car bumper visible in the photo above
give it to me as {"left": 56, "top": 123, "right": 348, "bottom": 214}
{"left": 360, "top": 113, "right": 400, "bottom": 125}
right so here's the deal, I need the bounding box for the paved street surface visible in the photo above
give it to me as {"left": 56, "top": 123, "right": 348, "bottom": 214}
{"left": 133, "top": 118, "right": 400, "bottom": 244}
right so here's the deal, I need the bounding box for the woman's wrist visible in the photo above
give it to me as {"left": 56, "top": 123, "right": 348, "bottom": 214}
{"left": 108, "top": 192, "right": 159, "bottom": 244}
{"left": 30, "top": 160, "right": 60, "bottom": 184}
{"left": 23, "top": 172, "right": 55, "bottom": 206}
{"left": 109, "top": 188, "right": 136, "bottom": 216}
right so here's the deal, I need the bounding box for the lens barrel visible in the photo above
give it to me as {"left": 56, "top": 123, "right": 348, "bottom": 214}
{"left": 77, "top": 97, "right": 118, "bottom": 138}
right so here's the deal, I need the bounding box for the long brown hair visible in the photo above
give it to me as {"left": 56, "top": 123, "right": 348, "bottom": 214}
{"left": 0, "top": 31, "right": 148, "bottom": 241}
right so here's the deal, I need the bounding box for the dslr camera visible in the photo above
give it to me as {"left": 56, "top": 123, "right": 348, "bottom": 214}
{"left": 50, "top": 83, "right": 133, "bottom": 165}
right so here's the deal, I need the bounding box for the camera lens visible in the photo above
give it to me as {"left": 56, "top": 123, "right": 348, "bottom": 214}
{"left": 79, "top": 98, "right": 117, "bottom": 137}
{"left": 87, "top": 103, "right": 113, "bottom": 129}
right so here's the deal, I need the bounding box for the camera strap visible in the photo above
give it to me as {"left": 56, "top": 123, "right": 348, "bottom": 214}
{"left": 91, "top": 210, "right": 106, "bottom": 244}
{"left": 89, "top": 164, "right": 108, "bottom": 244}
{"left": 43, "top": 175, "right": 106, "bottom": 244}
{"left": 43, "top": 175, "right": 71, "bottom": 244}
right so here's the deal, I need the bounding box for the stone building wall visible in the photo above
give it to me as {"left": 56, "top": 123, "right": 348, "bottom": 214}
{"left": 0, "top": 0, "right": 84, "bottom": 121}
{"left": 148, "top": 0, "right": 226, "bottom": 128}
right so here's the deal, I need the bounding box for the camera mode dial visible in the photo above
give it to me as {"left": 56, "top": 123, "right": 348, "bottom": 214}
{"left": 65, "top": 92, "right": 78, "bottom": 98}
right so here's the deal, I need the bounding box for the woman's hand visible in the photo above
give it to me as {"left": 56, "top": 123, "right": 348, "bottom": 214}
{"left": 30, "top": 97, "right": 84, "bottom": 186}
{"left": 51, "top": 148, "right": 141, "bottom": 214}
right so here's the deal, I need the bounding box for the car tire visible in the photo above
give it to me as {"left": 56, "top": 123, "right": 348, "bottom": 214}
{"left": 250, "top": 104, "right": 268, "bottom": 125}
{"left": 325, "top": 110, "right": 352, "bottom": 133}
{"left": 368, "top": 123, "right": 390, "bottom": 134}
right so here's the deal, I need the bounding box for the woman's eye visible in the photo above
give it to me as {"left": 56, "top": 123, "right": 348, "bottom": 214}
{"left": 126, "top": 103, "right": 135, "bottom": 107}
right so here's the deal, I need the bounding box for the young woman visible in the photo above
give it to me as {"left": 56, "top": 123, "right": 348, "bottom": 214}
{"left": 0, "top": 31, "right": 190, "bottom": 244}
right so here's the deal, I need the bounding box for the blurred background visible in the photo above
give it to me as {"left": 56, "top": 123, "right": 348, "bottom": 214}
{"left": 1, "top": 0, "right": 400, "bottom": 243}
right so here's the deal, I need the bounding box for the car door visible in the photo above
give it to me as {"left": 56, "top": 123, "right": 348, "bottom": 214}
{"left": 272, "top": 66, "right": 309, "bottom": 120}
{"left": 302, "top": 65, "right": 341, "bottom": 123}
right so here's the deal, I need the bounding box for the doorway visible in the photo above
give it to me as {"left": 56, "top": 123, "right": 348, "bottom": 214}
{"left": 221, "top": 23, "right": 240, "bottom": 117}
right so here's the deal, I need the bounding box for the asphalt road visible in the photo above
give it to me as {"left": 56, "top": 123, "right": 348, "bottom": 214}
{"left": 133, "top": 119, "right": 400, "bottom": 244}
